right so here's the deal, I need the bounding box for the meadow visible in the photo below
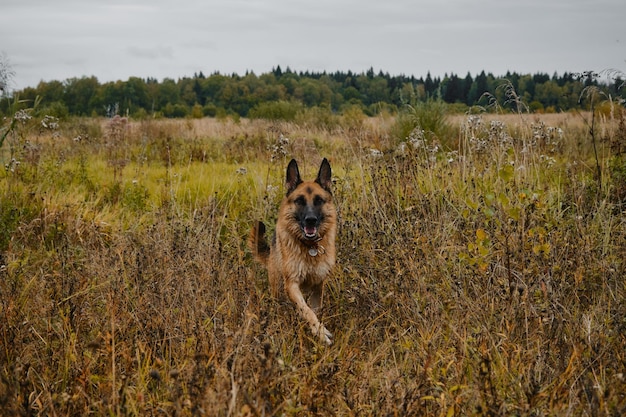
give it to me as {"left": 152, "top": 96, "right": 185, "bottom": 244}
{"left": 1, "top": 104, "right": 625, "bottom": 416}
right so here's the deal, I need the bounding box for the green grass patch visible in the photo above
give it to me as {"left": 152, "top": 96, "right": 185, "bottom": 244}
{"left": 1, "top": 112, "right": 625, "bottom": 416}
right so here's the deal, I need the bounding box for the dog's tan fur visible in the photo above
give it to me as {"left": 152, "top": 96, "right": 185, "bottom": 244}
{"left": 249, "top": 158, "right": 336, "bottom": 344}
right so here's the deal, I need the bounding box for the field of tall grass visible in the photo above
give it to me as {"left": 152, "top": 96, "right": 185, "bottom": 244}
{"left": 1, "top": 103, "right": 625, "bottom": 415}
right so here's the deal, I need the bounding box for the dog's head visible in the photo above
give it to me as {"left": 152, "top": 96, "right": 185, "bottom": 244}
{"left": 284, "top": 158, "right": 335, "bottom": 242}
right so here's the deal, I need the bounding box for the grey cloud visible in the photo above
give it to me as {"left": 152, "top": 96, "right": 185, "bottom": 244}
{"left": 1, "top": 0, "right": 624, "bottom": 89}
{"left": 127, "top": 45, "right": 175, "bottom": 60}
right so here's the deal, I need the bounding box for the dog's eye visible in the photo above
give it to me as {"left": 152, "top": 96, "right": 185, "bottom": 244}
{"left": 294, "top": 196, "right": 306, "bottom": 206}
{"left": 313, "top": 196, "right": 325, "bottom": 206}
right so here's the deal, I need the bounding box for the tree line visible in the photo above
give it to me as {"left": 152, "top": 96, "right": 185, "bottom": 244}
{"left": 2, "top": 66, "right": 624, "bottom": 119}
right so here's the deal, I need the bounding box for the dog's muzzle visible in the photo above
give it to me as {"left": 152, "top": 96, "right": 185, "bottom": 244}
{"left": 303, "top": 216, "right": 319, "bottom": 240}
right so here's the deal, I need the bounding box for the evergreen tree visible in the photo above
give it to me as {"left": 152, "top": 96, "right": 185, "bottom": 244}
{"left": 424, "top": 72, "right": 435, "bottom": 97}
{"left": 468, "top": 71, "right": 488, "bottom": 105}
{"left": 463, "top": 72, "right": 473, "bottom": 104}
{"left": 442, "top": 74, "right": 460, "bottom": 103}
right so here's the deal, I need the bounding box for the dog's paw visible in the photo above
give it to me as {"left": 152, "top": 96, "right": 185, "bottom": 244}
{"left": 313, "top": 323, "right": 333, "bottom": 345}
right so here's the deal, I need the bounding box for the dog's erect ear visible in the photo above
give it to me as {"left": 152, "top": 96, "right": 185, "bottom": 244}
{"left": 315, "top": 158, "right": 332, "bottom": 193}
{"left": 285, "top": 159, "right": 302, "bottom": 195}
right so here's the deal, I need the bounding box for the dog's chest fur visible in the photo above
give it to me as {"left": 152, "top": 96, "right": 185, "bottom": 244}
{"left": 274, "top": 229, "right": 335, "bottom": 286}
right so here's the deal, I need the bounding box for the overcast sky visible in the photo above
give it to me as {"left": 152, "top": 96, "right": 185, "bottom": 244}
{"left": 1, "top": 0, "right": 624, "bottom": 91}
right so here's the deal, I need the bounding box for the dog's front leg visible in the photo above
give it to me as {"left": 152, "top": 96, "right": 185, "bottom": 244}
{"left": 308, "top": 283, "right": 323, "bottom": 314}
{"left": 285, "top": 281, "right": 332, "bottom": 345}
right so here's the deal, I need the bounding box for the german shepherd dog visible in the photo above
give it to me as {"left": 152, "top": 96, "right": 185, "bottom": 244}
{"left": 249, "top": 158, "right": 337, "bottom": 345}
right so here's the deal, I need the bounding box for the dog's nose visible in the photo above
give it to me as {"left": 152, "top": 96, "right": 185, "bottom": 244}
{"left": 305, "top": 216, "right": 317, "bottom": 226}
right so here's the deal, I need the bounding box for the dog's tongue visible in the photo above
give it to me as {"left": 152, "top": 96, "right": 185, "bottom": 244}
{"left": 304, "top": 226, "right": 317, "bottom": 237}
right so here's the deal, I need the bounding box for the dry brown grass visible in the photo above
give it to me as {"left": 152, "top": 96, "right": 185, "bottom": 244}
{"left": 1, "top": 110, "right": 625, "bottom": 416}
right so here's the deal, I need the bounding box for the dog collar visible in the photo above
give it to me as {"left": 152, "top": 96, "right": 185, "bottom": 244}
{"left": 308, "top": 244, "right": 325, "bottom": 257}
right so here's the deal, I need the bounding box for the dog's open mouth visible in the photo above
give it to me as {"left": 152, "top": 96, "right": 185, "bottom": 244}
{"left": 303, "top": 226, "right": 318, "bottom": 239}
